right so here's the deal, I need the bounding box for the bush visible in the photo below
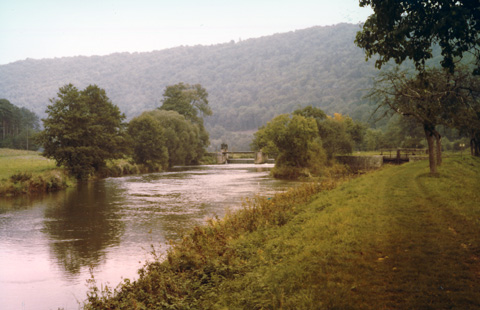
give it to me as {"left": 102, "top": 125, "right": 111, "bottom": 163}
{"left": 10, "top": 172, "right": 32, "bottom": 183}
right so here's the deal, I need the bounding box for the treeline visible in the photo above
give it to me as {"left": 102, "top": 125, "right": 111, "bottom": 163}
{"left": 36, "top": 83, "right": 211, "bottom": 179}
{"left": 0, "top": 99, "right": 39, "bottom": 150}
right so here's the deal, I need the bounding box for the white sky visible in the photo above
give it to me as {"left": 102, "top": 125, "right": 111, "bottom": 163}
{"left": 0, "top": 0, "right": 372, "bottom": 65}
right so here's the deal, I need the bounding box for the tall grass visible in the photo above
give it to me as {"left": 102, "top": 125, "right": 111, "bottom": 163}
{"left": 83, "top": 156, "right": 480, "bottom": 309}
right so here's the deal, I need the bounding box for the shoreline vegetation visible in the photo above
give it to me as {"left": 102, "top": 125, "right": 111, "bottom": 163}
{"left": 0, "top": 148, "right": 221, "bottom": 197}
{"left": 0, "top": 149, "right": 72, "bottom": 197}
{"left": 83, "top": 156, "right": 480, "bottom": 309}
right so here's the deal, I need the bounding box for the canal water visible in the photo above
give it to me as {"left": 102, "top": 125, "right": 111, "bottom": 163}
{"left": 0, "top": 164, "right": 296, "bottom": 310}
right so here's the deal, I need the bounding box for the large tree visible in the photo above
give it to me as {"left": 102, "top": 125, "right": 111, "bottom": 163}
{"left": 252, "top": 113, "right": 325, "bottom": 179}
{"left": 356, "top": 0, "right": 480, "bottom": 173}
{"left": 128, "top": 110, "right": 207, "bottom": 168}
{"left": 370, "top": 67, "right": 480, "bottom": 173}
{"left": 37, "top": 84, "right": 127, "bottom": 179}
{"left": 127, "top": 113, "right": 169, "bottom": 169}
{"left": 356, "top": 0, "right": 480, "bottom": 74}
{"left": 159, "top": 83, "right": 211, "bottom": 152}
{"left": 159, "top": 83, "right": 212, "bottom": 123}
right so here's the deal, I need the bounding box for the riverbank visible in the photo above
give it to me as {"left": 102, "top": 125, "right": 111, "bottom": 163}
{"left": 84, "top": 155, "right": 480, "bottom": 309}
{"left": 0, "top": 149, "right": 73, "bottom": 196}
{"left": 0, "top": 148, "right": 215, "bottom": 197}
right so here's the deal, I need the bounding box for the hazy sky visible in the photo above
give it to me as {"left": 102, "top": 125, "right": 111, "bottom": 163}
{"left": 0, "top": 0, "right": 372, "bottom": 65}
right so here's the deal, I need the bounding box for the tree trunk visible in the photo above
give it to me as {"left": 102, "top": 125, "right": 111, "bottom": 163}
{"left": 434, "top": 130, "right": 442, "bottom": 166}
{"left": 471, "top": 136, "right": 475, "bottom": 156}
{"left": 474, "top": 136, "right": 480, "bottom": 157}
{"left": 424, "top": 124, "right": 437, "bottom": 174}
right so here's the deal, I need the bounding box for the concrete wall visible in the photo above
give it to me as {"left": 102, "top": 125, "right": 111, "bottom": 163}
{"left": 254, "top": 151, "right": 268, "bottom": 164}
{"left": 335, "top": 155, "right": 383, "bottom": 172}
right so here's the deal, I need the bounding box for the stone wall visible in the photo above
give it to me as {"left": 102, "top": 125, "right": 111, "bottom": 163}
{"left": 335, "top": 155, "right": 383, "bottom": 172}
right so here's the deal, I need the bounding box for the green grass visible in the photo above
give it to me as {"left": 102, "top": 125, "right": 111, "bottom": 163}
{"left": 84, "top": 156, "right": 480, "bottom": 309}
{"left": 0, "top": 148, "right": 72, "bottom": 196}
{"left": 0, "top": 148, "right": 57, "bottom": 180}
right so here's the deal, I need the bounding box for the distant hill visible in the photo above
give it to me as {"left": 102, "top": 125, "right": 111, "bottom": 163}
{"left": 0, "top": 23, "right": 382, "bottom": 149}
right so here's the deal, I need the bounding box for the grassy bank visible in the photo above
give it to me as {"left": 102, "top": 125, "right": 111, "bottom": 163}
{"left": 0, "top": 149, "right": 168, "bottom": 196}
{"left": 84, "top": 156, "right": 480, "bottom": 309}
{"left": 0, "top": 148, "right": 73, "bottom": 196}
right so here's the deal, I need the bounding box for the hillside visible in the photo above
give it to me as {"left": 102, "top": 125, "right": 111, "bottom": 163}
{"left": 84, "top": 156, "right": 480, "bottom": 309}
{"left": 0, "top": 24, "right": 377, "bottom": 134}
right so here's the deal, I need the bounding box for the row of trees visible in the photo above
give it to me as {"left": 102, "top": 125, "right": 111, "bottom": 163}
{"left": 37, "top": 83, "right": 211, "bottom": 179}
{"left": 0, "top": 98, "right": 39, "bottom": 150}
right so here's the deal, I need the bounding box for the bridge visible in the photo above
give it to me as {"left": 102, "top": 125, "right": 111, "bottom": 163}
{"left": 380, "top": 148, "right": 427, "bottom": 164}
{"left": 207, "top": 151, "right": 274, "bottom": 164}
{"left": 336, "top": 148, "right": 427, "bottom": 172}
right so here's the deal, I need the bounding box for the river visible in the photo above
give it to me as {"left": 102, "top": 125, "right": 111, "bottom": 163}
{"left": 0, "top": 164, "right": 296, "bottom": 310}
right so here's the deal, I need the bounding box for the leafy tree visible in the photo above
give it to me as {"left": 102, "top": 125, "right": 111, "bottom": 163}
{"left": 252, "top": 113, "right": 325, "bottom": 179}
{"left": 355, "top": 0, "right": 480, "bottom": 74}
{"left": 159, "top": 83, "right": 212, "bottom": 123}
{"left": 356, "top": 1, "right": 480, "bottom": 171}
{"left": 369, "top": 67, "right": 480, "bottom": 173}
{"left": 130, "top": 110, "right": 206, "bottom": 167}
{"left": 37, "top": 84, "right": 127, "bottom": 179}
{"left": 127, "top": 113, "right": 169, "bottom": 169}
{"left": 159, "top": 83, "right": 211, "bottom": 153}
{"left": 293, "top": 106, "right": 327, "bottom": 122}
{"left": 317, "top": 114, "right": 354, "bottom": 159}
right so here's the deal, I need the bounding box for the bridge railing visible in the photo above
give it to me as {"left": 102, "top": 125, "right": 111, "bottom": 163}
{"left": 380, "top": 148, "right": 426, "bottom": 159}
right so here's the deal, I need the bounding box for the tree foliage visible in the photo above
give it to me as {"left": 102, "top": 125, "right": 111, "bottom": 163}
{"left": 158, "top": 83, "right": 210, "bottom": 153}
{"left": 370, "top": 67, "right": 480, "bottom": 172}
{"left": 356, "top": 0, "right": 480, "bottom": 74}
{"left": 252, "top": 113, "right": 326, "bottom": 179}
{"left": 128, "top": 110, "right": 208, "bottom": 168}
{"left": 37, "top": 84, "right": 127, "bottom": 179}
{"left": 127, "top": 113, "right": 168, "bottom": 169}
{"left": 159, "top": 83, "right": 212, "bottom": 123}
{"left": 317, "top": 114, "right": 355, "bottom": 159}
{"left": 0, "top": 98, "right": 39, "bottom": 150}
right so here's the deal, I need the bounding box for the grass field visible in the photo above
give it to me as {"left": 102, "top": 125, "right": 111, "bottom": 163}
{"left": 0, "top": 148, "right": 57, "bottom": 180}
{"left": 84, "top": 156, "right": 480, "bottom": 309}
{"left": 0, "top": 148, "right": 72, "bottom": 196}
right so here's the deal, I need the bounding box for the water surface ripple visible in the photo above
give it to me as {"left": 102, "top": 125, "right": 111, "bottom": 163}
{"left": 0, "top": 164, "right": 295, "bottom": 310}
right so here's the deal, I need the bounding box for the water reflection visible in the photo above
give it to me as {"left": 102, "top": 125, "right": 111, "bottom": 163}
{"left": 42, "top": 182, "right": 125, "bottom": 278}
{"left": 0, "top": 164, "right": 296, "bottom": 310}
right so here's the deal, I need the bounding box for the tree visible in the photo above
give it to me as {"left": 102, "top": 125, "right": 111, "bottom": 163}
{"left": 317, "top": 114, "right": 355, "bottom": 159}
{"left": 127, "top": 113, "right": 169, "bottom": 169}
{"left": 355, "top": 0, "right": 480, "bottom": 74}
{"left": 159, "top": 83, "right": 212, "bottom": 123}
{"left": 369, "top": 67, "right": 480, "bottom": 173}
{"left": 129, "top": 110, "right": 207, "bottom": 168}
{"left": 159, "top": 83, "right": 211, "bottom": 153}
{"left": 356, "top": 1, "right": 480, "bottom": 172}
{"left": 252, "top": 113, "right": 325, "bottom": 179}
{"left": 37, "top": 84, "right": 127, "bottom": 179}
{"left": 293, "top": 106, "right": 327, "bottom": 122}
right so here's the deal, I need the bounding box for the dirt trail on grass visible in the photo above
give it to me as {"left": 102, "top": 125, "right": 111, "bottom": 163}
{"left": 372, "top": 163, "right": 480, "bottom": 309}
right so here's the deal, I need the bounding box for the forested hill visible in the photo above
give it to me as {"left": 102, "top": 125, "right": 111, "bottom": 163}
{"left": 0, "top": 23, "right": 380, "bottom": 141}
